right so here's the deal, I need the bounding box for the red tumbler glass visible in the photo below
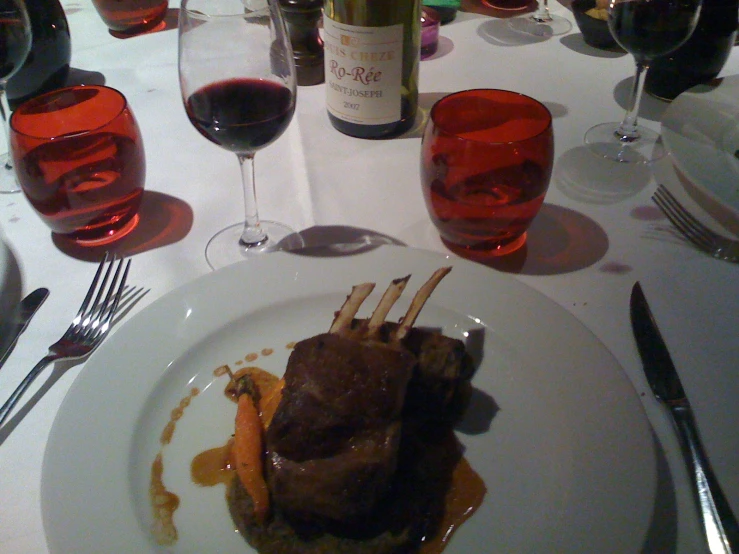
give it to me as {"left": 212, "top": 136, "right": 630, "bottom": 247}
{"left": 91, "top": 0, "right": 168, "bottom": 35}
{"left": 10, "top": 85, "right": 146, "bottom": 246}
{"left": 421, "top": 89, "right": 554, "bottom": 257}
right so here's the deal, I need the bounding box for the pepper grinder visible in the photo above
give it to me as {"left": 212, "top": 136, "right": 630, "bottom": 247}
{"left": 279, "top": 0, "right": 324, "bottom": 86}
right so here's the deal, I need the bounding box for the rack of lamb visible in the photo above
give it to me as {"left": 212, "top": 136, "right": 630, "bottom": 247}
{"left": 228, "top": 268, "right": 481, "bottom": 553}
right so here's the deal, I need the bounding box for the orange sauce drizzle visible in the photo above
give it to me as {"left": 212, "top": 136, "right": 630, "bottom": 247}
{"left": 160, "top": 387, "right": 199, "bottom": 445}
{"left": 150, "top": 453, "right": 180, "bottom": 545}
{"left": 191, "top": 439, "right": 236, "bottom": 487}
{"left": 420, "top": 457, "right": 487, "bottom": 553}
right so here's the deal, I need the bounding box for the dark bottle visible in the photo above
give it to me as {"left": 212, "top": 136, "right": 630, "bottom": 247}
{"left": 645, "top": 0, "right": 739, "bottom": 101}
{"left": 6, "top": 0, "right": 71, "bottom": 111}
{"left": 279, "top": 0, "right": 324, "bottom": 86}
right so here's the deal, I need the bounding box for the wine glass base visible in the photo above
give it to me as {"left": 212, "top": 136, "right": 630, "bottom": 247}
{"left": 0, "top": 153, "right": 20, "bottom": 194}
{"left": 508, "top": 13, "right": 572, "bottom": 36}
{"left": 205, "top": 220, "right": 305, "bottom": 270}
{"left": 584, "top": 122, "right": 666, "bottom": 164}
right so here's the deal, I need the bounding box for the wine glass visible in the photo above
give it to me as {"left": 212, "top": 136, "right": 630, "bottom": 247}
{"left": 508, "top": 0, "right": 572, "bottom": 37}
{"left": 178, "top": 0, "right": 301, "bottom": 269}
{"left": 584, "top": 0, "right": 702, "bottom": 163}
{"left": 0, "top": 0, "right": 31, "bottom": 194}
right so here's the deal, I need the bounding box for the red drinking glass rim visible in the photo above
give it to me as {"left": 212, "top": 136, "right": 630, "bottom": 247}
{"left": 9, "top": 85, "right": 130, "bottom": 140}
{"left": 428, "top": 88, "right": 553, "bottom": 144}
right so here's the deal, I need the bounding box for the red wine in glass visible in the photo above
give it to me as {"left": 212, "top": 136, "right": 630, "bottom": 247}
{"left": 610, "top": 0, "right": 703, "bottom": 59}
{"left": 178, "top": 0, "right": 301, "bottom": 269}
{"left": 0, "top": 0, "right": 31, "bottom": 194}
{"left": 185, "top": 78, "right": 295, "bottom": 154}
{"left": 584, "top": 0, "right": 702, "bottom": 163}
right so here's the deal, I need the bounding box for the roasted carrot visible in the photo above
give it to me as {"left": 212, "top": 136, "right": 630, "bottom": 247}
{"left": 259, "top": 379, "right": 284, "bottom": 429}
{"left": 233, "top": 393, "right": 270, "bottom": 524}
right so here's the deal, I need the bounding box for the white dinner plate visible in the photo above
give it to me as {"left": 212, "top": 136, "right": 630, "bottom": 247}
{"left": 661, "top": 74, "right": 739, "bottom": 220}
{"left": 42, "top": 245, "right": 656, "bottom": 553}
{"left": 0, "top": 225, "right": 21, "bottom": 353}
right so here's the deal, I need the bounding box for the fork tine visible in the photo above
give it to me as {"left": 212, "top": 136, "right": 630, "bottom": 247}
{"left": 656, "top": 185, "right": 717, "bottom": 245}
{"left": 79, "top": 257, "right": 128, "bottom": 342}
{"left": 657, "top": 198, "right": 712, "bottom": 250}
{"left": 653, "top": 187, "right": 714, "bottom": 250}
{"left": 82, "top": 253, "right": 118, "bottom": 327}
{"left": 72, "top": 252, "right": 110, "bottom": 326}
{"left": 658, "top": 186, "right": 715, "bottom": 238}
{"left": 94, "top": 257, "right": 124, "bottom": 325}
{"left": 97, "top": 259, "right": 130, "bottom": 334}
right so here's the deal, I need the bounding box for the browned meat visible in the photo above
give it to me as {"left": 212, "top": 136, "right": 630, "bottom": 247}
{"left": 265, "top": 333, "right": 415, "bottom": 523}
{"left": 267, "top": 333, "right": 415, "bottom": 460}
{"left": 268, "top": 424, "right": 401, "bottom": 522}
{"left": 229, "top": 425, "right": 465, "bottom": 554}
{"left": 402, "top": 326, "right": 474, "bottom": 421}
{"left": 342, "top": 319, "right": 474, "bottom": 421}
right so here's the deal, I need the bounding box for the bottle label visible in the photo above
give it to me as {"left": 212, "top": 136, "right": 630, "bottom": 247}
{"left": 323, "top": 17, "right": 403, "bottom": 126}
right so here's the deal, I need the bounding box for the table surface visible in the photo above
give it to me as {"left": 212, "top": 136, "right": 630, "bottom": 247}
{"left": 1, "top": 1, "right": 738, "bottom": 552}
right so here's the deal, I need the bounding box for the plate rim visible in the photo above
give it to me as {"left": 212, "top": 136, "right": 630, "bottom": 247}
{"left": 661, "top": 74, "right": 739, "bottom": 220}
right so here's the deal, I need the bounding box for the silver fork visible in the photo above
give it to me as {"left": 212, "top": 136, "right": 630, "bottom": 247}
{"left": 652, "top": 184, "right": 739, "bottom": 264}
{"left": 0, "top": 253, "right": 131, "bottom": 427}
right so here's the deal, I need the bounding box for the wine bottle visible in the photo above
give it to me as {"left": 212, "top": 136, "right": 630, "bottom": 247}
{"left": 6, "top": 0, "right": 71, "bottom": 111}
{"left": 323, "top": 0, "right": 420, "bottom": 139}
{"left": 279, "top": 0, "right": 325, "bottom": 86}
{"left": 422, "top": 0, "right": 459, "bottom": 24}
{"left": 645, "top": 0, "right": 738, "bottom": 100}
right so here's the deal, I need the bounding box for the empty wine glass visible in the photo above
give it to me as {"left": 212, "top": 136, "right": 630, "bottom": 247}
{"left": 584, "top": 0, "right": 702, "bottom": 163}
{"left": 178, "top": 0, "right": 302, "bottom": 269}
{"left": 0, "top": 0, "right": 31, "bottom": 194}
{"left": 508, "top": 0, "right": 572, "bottom": 37}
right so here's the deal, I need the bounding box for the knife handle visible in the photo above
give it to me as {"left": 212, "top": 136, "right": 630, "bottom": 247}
{"left": 672, "top": 405, "right": 739, "bottom": 554}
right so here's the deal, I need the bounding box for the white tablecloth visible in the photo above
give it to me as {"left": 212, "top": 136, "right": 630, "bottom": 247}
{"left": 1, "top": 1, "right": 738, "bottom": 552}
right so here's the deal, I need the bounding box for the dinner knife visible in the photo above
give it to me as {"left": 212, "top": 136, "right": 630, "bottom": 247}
{"left": 0, "top": 287, "right": 48, "bottom": 367}
{"left": 630, "top": 282, "right": 738, "bottom": 554}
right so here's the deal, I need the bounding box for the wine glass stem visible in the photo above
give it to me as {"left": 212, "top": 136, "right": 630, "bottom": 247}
{"left": 533, "top": 0, "right": 552, "bottom": 22}
{"left": 237, "top": 152, "right": 267, "bottom": 247}
{"left": 616, "top": 61, "right": 649, "bottom": 142}
{"left": 0, "top": 89, "right": 12, "bottom": 170}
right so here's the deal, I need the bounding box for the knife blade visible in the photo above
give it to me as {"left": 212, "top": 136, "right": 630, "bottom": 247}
{"left": 630, "top": 282, "right": 684, "bottom": 406}
{"left": 630, "top": 282, "right": 738, "bottom": 554}
{"left": 0, "top": 287, "right": 48, "bottom": 366}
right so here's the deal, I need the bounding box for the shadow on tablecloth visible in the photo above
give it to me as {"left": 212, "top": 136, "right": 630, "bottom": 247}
{"left": 641, "top": 430, "right": 679, "bottom": 553}
{"left": 283, "top": 225, "right": 406, "bottom": 258}
{"left": 51, "top": 190, "right": 194, "bottom": 262}
{"left": 445, "top": 203, "right": 610, "bottom": 275}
